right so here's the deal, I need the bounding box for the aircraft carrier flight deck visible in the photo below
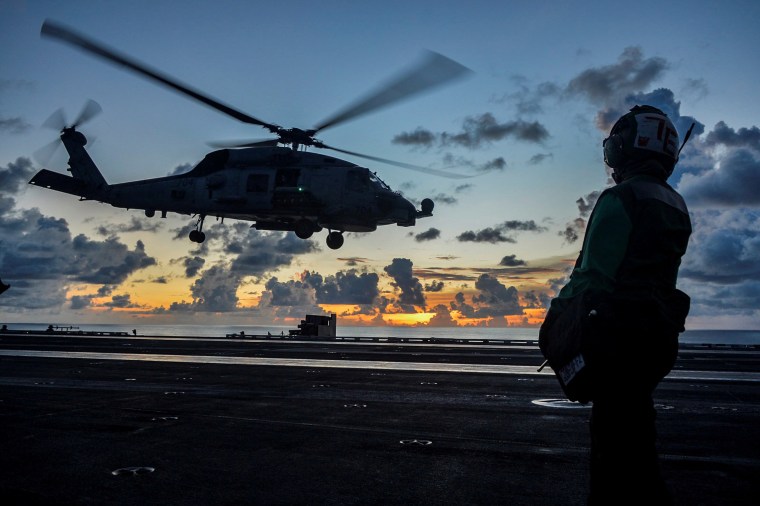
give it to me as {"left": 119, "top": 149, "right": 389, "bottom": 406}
{"left": 1, "top": 330, "right": 758, "bottom": 505}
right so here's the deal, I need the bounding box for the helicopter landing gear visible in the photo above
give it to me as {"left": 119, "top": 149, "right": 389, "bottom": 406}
{"left": 326, "top": 231, "right": 344, "bottom": 250}
{"left": 294, "top": 219, "right": 314, "bottom": 239}
{"left": 189, "top": 215, "right": 206, "bottom": 243}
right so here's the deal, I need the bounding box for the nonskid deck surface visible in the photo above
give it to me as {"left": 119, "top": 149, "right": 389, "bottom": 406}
{"left": 1, "top": 332, "right": 758, "bottom": 505}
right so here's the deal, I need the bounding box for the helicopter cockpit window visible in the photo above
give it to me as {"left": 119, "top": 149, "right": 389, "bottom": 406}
{"left": 246, "top": 174, "right": 269, "bottom": 193}
{"left": 187, "top": 149, "right": 229, "bottom": 177}
{"left": 347, "top": 170, "right": 369, "bottom": 192}
{"left": 368, "top": 171, "right": 390, "bottom": 190}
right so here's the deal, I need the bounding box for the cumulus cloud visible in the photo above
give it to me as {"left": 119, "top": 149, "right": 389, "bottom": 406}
{"left": 302, "top": 269, "right": 380, "bottom": 305}
{"left": 384, "top": 258, "right": 426, "bottom": 309}
{"left": 1, "top": 158, "right": 159, "bottom": 311}
{"left": 566, "top": 46, "right": 668, "bottom": 105}
{"left": 450, "top": 274, "right": 523, "bottom": 320}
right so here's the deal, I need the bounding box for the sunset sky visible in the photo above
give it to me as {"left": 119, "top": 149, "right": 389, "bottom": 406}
{"left": 2, "top": 0, "right": 759, "bottom": 330}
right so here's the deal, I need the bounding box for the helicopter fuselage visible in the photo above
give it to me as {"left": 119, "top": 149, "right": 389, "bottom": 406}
{"left": 30, "top": 130, "right": 433, "bottom": 249}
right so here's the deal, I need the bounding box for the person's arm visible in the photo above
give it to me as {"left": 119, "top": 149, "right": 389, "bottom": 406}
{"left": 558, "top": 192, "right": 632, "bottom": 300}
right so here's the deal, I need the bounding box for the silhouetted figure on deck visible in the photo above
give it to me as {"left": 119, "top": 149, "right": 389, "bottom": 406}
{"left": 543, "top": 106, "right": 693, "bottom": 505}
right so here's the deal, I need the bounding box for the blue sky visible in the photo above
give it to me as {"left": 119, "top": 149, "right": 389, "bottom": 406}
{"left": 1, "top": 0, "right": 759, "bottom": 330}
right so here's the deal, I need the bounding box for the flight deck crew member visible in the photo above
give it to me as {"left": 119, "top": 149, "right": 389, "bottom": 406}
{"left": 545, "top": 105, "right": 692, "bottom": 505}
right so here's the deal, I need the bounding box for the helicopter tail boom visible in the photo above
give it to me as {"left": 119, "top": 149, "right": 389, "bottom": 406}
{"left": 29, "top": 127, "right": 109, "bottom": 200}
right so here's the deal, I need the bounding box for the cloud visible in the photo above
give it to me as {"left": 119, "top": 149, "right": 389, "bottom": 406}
{"left": 425, "top": 281, "right": 444, "bottom": 292}
{"left": 679, "top": 209, "right": 760, "bottom": 285}
{"left": 393, "top": 113, "right": 549, "bottom": 149}
{"left": 566, "top": 46, "right": 668, "bottom": 105}
{"left": 528, "top": 153, "right": 553, "bottom": 165}
{"left": 450, "top": 274, "right": 523, "bottom": 319}
{"left": 384, "top": 258, "right": 426, "bottom": 309}
{"left": 415, "top": 227, "right": 441, "bottom": 241}
{"left": 679, "top": 148, "right": 760, "bottom": 207}
{"left": 185, "top": 264, "right": 242, "bottom": 312}
{"left": 458, "top": 219, "right": 548, "bottom": 243}
{"left": 1, "top": 160, "right": 159, "bottom": 311}
{"left": 0, "top": 117, "right": 31, "bottom": 134}
{"left": 499, "top": 254, "right": 526, "bottom": 267}
{"left": 96, "top": 216, "right": 164, "bottom": 236}
{"left": 302, "top": 269, "right": 380, "bottom": 304}
{"left": 183, "top": 256, "right": 206, "bottom": 277}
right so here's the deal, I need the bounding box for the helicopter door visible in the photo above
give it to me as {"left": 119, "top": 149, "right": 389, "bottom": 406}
{"left": 272, "top": 168, "right": 303, "bottom": 211}
{"left": 245, "top": 173, "right": 272, "bottom": 209}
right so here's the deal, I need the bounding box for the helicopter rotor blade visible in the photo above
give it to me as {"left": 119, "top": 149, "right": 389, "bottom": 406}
{"left": 41, "top": 20, "right": 278, "bottom": 132}
{"left": 72, "top": 99, "right": 102, "bottom": 128}
{"left": 319, "top": 143, "right": 471, "bottom": 179}
{"left": 208, "top": 138, "right": 281, "bottom": 149}
{"left": 33, "top": 138, "right": 63, "bottom": 167}
{"left": 42, "top": 108, "right": 67, "bottom": 131}
{"left": 314, "top": 50, "right": 472, "bottom": 133}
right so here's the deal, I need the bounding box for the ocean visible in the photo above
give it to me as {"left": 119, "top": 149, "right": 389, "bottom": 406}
{"left": 3, "top": 322, "right": 759, "bottom": 346}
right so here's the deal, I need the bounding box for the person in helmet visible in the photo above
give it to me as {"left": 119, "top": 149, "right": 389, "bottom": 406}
{"left": 544, "top": 105, "right": 692, "bottom": 504}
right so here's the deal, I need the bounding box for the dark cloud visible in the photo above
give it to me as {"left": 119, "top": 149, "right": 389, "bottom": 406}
{"left": 679, "top": 149, "right": 760, "bottom": 207}
{"left": 186, "top": 264, "right": 241, "bottom": 312}
{"left": 499, "top": 255, "right": 526, "bottom": 267}
{"left": 450, "top": 274, "right": 523, "bottom": 319}
{"left": 103, "top": 293, "right": 140, "bottom": 308}
{"left": 415, "top": 227, "right": 441, "bottom": 242}
{"left": 263, "top": 276, "right": 317, "bottom": 307}
{"left": 424, "top": 281, "right": 444, "bottom": 292}
{"left": 229, "top": 230, "right": 319, "bottom": 279}
{"left": 69, "top": 295, "right": 93, "bottom": 310}
{"left": 302, "top": 269, "right": 380, "bottom": 305}
{"left": 704, "top": 122, "right": 760, "bottom": 151}
{"left": 183, "top": 256, "right": 205, "bottom": 277}
{"left": 384, "top": 258, "right": 426, "bottom": 309}
{"left": 478, "top": 157, "right": 507, "bottom": 172}
{"left": 528, "top": 153, "right": 553, "bottom": 165}
{"left": 0, "top": 117, "right": 31, "bottom": 134}
{"left": 458, "top": 220, "right": 548, "bottom": 243}
{"left": 393, "top": 113, "right": 549, "bottom": 150}
{"left": 566, "top": 46, "right": 668, "bottom": 105}
{"left": 391, "top": 127, "right": 436, "bottom": 148}
{"left": 71, "top": 236, "right": 156, "bottom": 284}
{"left": 679, "top": 209, "right": 760, "bottom": 285}
{"left": 96, "top": 216, "right": 163, "bottom": 236}
{"left": 559, "top": 217, "right": 586, "bottom": 244}
{"left": 458, "top": 227, "right": 515, "bottom": 244}
{"left": 0, "top": 157, "right": 35, "bottom": 195}
{"left": 337, "top": 257, "right": 371, "bottom": 266}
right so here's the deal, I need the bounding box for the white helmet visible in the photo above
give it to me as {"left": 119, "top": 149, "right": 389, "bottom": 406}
{"left": 603, "top": 105, "right": 680, "bottom": 179}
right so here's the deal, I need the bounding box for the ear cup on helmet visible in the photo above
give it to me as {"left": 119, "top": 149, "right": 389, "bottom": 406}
{"left": 603, "top": 133, "right": 625, "bottom": 168}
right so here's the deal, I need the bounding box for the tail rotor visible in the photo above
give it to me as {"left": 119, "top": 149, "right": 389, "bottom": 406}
{"left": 35, "top": 99, "right": 101, "bottom": 167}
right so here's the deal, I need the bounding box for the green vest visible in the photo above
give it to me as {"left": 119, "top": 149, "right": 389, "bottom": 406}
{"left": 557, "top": 174, "right": 691, "bottom": 301}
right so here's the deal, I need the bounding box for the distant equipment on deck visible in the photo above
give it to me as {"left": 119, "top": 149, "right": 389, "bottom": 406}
{"left": 290, "top": 314, "right": 337, "bottom": 338}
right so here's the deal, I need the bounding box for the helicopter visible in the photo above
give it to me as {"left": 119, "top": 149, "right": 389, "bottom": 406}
{"left": 29, "top": 21, "right": 471, "bottom": 249}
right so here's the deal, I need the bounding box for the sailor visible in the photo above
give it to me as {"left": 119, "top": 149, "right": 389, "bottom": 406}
{"left": 546, "top": 105, "right": 693, "bottom": 504}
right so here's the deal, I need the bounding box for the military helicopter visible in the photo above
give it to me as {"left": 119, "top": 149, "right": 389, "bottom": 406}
{"left": 29, "top": 21, "right": 471, "bottom": 250}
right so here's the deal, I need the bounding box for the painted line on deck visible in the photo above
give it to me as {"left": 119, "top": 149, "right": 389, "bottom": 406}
{"left": 1, "top": 349, "right": 758, "bottom": 382}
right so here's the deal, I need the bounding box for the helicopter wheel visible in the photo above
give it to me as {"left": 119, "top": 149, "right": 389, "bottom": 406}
{"left": 326, "top": 231, "right": 344, "bottom": 250}
{"left": 189, "top": 230, "right": 206, "bottom": 243}
{"left": 294, "top": 219, "right": 314, "bottom": 239}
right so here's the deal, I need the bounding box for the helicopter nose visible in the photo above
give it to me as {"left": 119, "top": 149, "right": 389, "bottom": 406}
{"left": 395, "top": 195, "right": 417, "bottom": 226}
